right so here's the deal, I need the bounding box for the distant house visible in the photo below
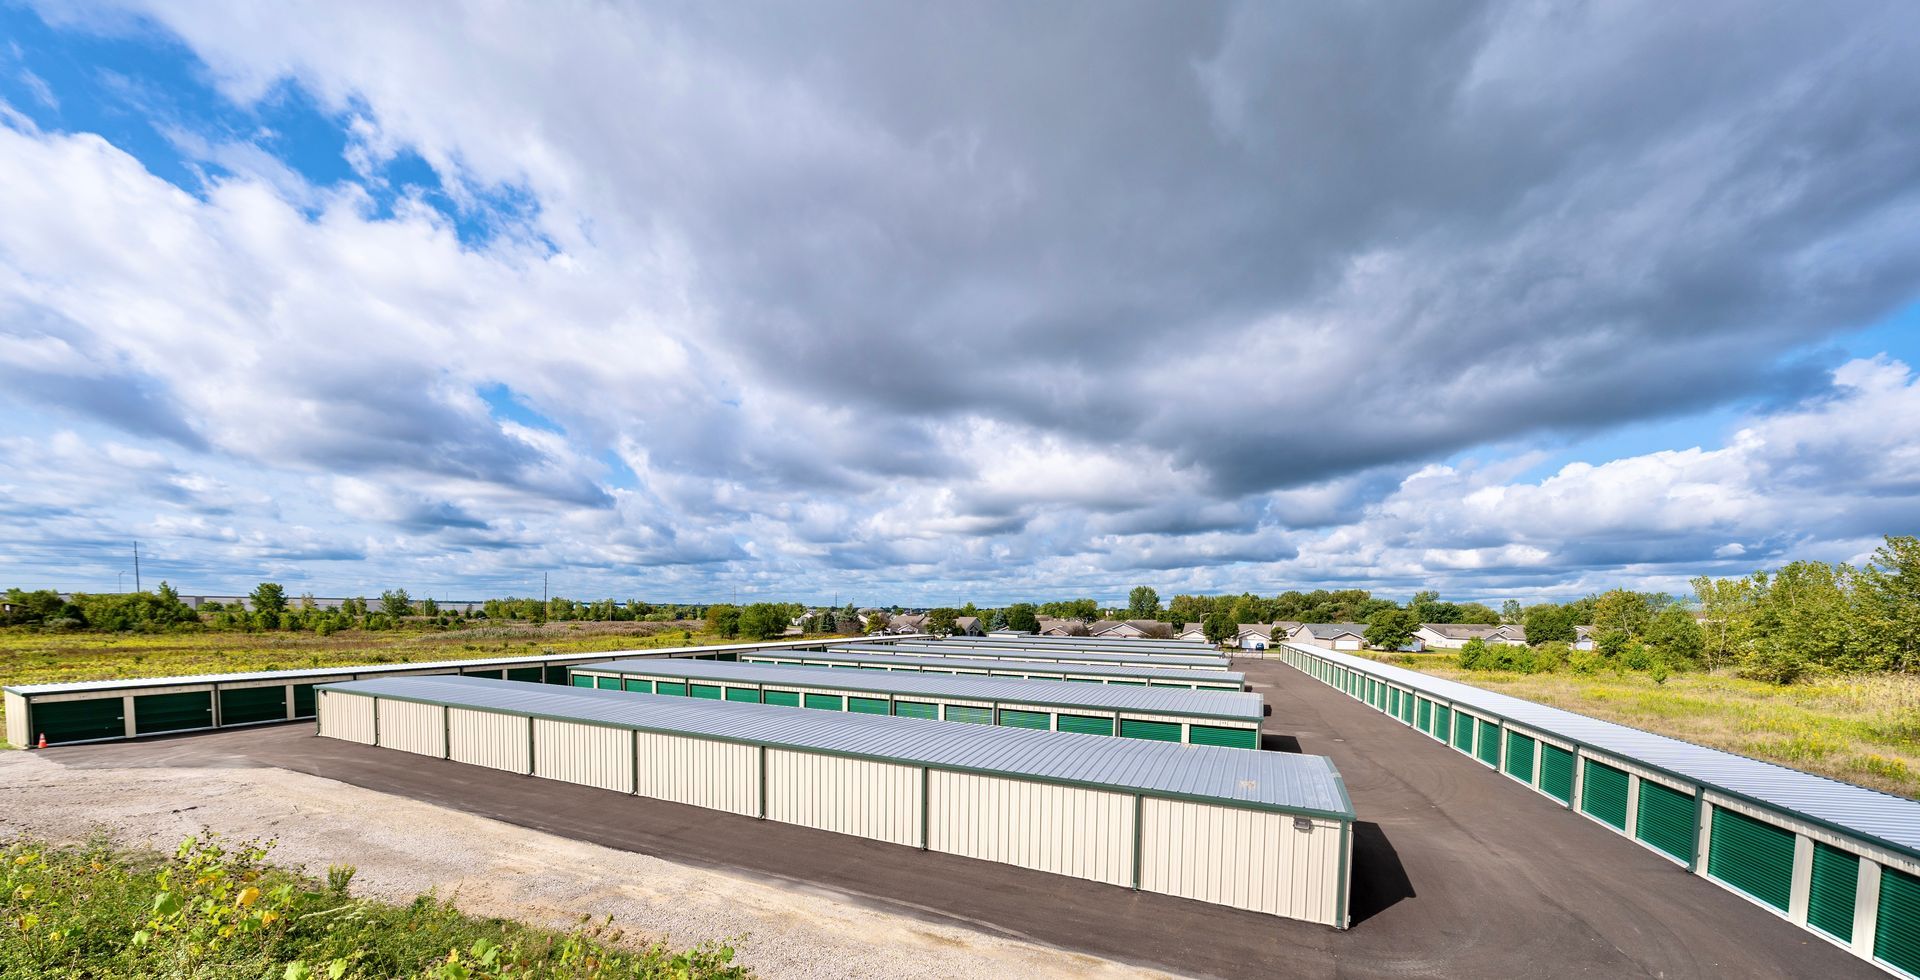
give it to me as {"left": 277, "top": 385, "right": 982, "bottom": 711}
{"left": 1037, "top": 617, "right": 1088, "bottom": 636}
{"left": 1087, "top": 619, "right": 1172, "bottom": 639}
{"left": 1234, "top": 623, "right": 1276, "bottom": 651}
{"left": 1413, "top": 624, "right": 1528, "bottom": 649}
{"left": 1177, "top": 622, "right": 1208, "bottom": 643}
{"left": 1572, "top": 625, "right": 1596, "bottom": 651}
{"left": 952, "top": 616, "right": 985, "bottom": 636}
{"left": 885, "top": 613, "right": 928, "bottom": 635}
{"left": 1288, "top": 623, "right": 1368, "bottom": 651}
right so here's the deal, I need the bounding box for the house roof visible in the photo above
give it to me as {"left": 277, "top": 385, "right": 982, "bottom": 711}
{"left": 1295, "top": 623, "right": 1368, "bottom": 639}
{"left": 1236, "top": 623, "right": 1274, "bottom": 638}
{"left": 1418, "top": 623, "right": 1505, "bottom": 640}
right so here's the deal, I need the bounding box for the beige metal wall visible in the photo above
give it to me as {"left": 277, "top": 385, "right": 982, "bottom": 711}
{"left": 634, "top": 732, "right": 758, "bottom": 816}
{"left": 532, "top": 719, "right": 634, "bottom": 793}
{"left": 316, "top": 690, "right": 375, "bottom": 744}
{"left": 448, "top": 707, "right": 530, "bottom": 774}
{"left": 927, "top": 770, "right": 1134, "bottom": 887}
{"left": 375, "top": 699, "right": 446, "bottom": 757}
{"left": 764, "top": 748, "right": 921, "bottom": 846}
{"left": 1138, "top": 797, "right": 1344, "bottom": 926}
{"left": 4, "top": 691, "right": 26, "bottom": 748}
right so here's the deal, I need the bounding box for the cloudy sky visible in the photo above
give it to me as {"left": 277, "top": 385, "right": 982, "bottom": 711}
{"left": 2, "top": 2, "right": 1918, "bottom": 606}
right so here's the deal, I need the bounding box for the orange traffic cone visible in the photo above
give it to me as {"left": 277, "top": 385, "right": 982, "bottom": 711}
{"left": 36, "top": 733, "right": 47, "bottom": 750}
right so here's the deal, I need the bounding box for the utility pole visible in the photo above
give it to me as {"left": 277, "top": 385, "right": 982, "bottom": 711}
{"left": 133, "top": 541, "right": 141, "bottom": 592}
{"left": 543, "top": 572, "right": 549, "bottom": 621}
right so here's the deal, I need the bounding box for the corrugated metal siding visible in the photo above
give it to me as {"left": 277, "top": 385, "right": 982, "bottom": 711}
{"left": 533, "top": 719, "right": 634, "bottom": 794}
{"left": 317, "top": 690, "right": 374, "bottom": 744}
{"left": 375, "top": 698, "right": 445, "bottom": 757}
{"left": 1139, "top": 798, "right": 1343, "bottom": 926}
{"left": 3, "top": 691, "right": 26, "bottom": 748}
{"left": 1708, "top": 806, "right": 1795, "bottom": 911}
{"left": 927, "top": 770, "right": 1133, "bottom": 887}
{"left": 765, "top": 749, "right": 920, "bottom": 846}
{"left": 448, "top": 707, "right": 530, "bottom": 774}
{"left": 1878, "top": 865, "right": 1920, "bottom": 975}
{"left": 1806, "top": 840, "right": 1858, "bottom": 943}
{"left": 635, "top": 731, "right": 758, "bottom": 816}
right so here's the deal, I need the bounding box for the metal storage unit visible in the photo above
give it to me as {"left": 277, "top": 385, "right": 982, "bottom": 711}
{"left": 315, "top": 675, "right": 1355, "bottom": 928}
{"left": 834, "top": 643, "right": 1230, "bottom": 672}
{"left": 739, "top": 650, "right": 1246, "bottom": 691}
{"left": 922, "top": 637, "right": 1221, "bottom": 656}
{"left": 568, "top": 659, "right": 1263, "bottom": 749}
{"left": 1272, "top": 642, "right": 1920, "bottom": 976}
{"left": 2, "top": 636, "right": 860, "bottom": 747}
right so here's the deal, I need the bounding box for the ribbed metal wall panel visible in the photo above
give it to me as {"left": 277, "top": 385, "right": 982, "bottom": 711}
{"left": 5, "top": 690, "right": 29, "bottom": 748}
{"left": 447, "top": 707, "right": 530, "bottom": 774}
{"left": 375, "top": 698, "right": 445, "bottom": 757}
{"left": 927, "top": 770, "right": 1133, "bottom": 887}
{"left": 635, "top": 731, "right": 758, "bottom": 816}
{"left": 316, "top": 690, "right": 374, "bottom": 744}
{"left": 532, "top": 719, "right": 634, "bottom": 794}
{"left": 1138, "top": 798, "right": 1344, "bottom": 927}
{"left": 764, "top": 749, "right": 921, "bottom": 846}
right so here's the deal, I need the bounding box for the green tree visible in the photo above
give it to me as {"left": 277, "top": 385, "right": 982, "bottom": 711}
{"left": 1364, "top": 608, "right": 1418, "bottom": 651}
{"left": 1202, "top": 609, "right": 1235, "bottom": 646}
{"left": 926, "top": 607, "right": 959, "bottom": 637}
{"left": 706, "top": 604, "right": 742, "bottom": 638}
{"left": 863, "top": 610, "right": 890, "bottom": 635}
{"left": 1591, "top": 589, "right": 1659, "bottom": 639}
{"left": 1854, "top": 535, "right": 1920, "bottom": 673}
{"left": 1521, "top": 603, "right": 1577, "bottom": 645}
{"left": 738, "top": 603, "right": 787, "bottom": 640}
{"left": 1458, "top": 637, "right": 1492, "bottom": 670}
{"left": 249, "top": 583, "right": 288, "bottom": 618}
{"left": 379, "top": 589, "right": 413, "bottom": 619}
{"left": 1501, "top": 599, "right": 1523, "bottom": 624}
{"left": 1004, "top": 603, "right": 1039, "bottom": 633}
{"left": 989, "top": 609, "right": 1008, "bottom": 631}
{"left": 1644, "top": 605, "right": 1704, "bottom": 668}
{"left": 1691, "top": 574, "right": 1755, "bottom": 671}
{"left": 1127, "top": 586, "right": 1160, "bottom": 619}
{"left": 1751, "top": 561, "right": 1852, "bottom": 673}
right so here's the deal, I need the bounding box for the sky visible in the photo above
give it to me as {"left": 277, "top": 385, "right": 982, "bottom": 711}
{"left": 1, "top": 2, "right": 1918, "bottom": 606}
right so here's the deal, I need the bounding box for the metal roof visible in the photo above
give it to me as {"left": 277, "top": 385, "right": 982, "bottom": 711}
{"left": 577, "top": 658, "right": 1263, "bottom": 722}
{"left": 931, "top": 636, "right": 1218, "bottom": 653}
{"left": 319, "top": 675, "right": 1350, "bottom": 819}
{"left": 1, "top": 638, "right": 872, "bottom": 697}
{"left": 1282, "top": 643, "right": 1920, "bottom": 860}
{"left": 833, "top": 643, "right": 1228, "bottom": 668}
{"left": 743, "top": 649, "right": 1246, "bottom": 685}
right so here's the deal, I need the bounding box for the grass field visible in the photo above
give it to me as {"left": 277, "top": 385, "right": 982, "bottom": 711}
{"left": 0, "top": 621, "right": 816, "bottom": 747}
{"left": 1380, "top": 655, "right": 1920, "bottom": 800}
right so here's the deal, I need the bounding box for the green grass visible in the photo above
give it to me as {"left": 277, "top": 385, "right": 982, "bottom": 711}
{"left": 0, "top": 621, "right": 815, "bottom": 746}
{"left": 1378, "top": 655, "right": 1920, "bottom": 800}
{"left": 1, "top": 833, "right": 747, "bottom": 978}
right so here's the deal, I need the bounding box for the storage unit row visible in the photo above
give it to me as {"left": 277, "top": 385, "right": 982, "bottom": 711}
{"left": 928, "top": 636, "right": 1219, "bottom": 655}
{"left": 315, "top": 675, "right": 1354, "bottom": 927}
{"left": 1, "top": 637, "right": 875, "bottom": 747}
{"left": 828, "top": 642, "right": 1229, "bottom": 671}
{"left": 568, "top": 658, "right": 1265, "bottom": 748}
{"left": 739, "top": 650, "right": 1247, "bottom": 691}
{"left": 1275, "top": 642, "right": 1920, "bottom": 978}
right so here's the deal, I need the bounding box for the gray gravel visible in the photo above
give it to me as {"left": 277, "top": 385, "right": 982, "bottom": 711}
{"left": 1, "top": 749, "right": 1169, "bottom": 980}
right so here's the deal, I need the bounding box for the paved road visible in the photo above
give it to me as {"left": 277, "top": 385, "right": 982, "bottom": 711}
{"left": 35, "top": 658, "right": 1878, "bottom": 979}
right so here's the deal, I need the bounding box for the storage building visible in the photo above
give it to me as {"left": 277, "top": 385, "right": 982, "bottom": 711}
{"left": 738, "top": 650, "right": 1247, "bottom": 691}
{"left": 1274, "top": 642, "right": 1920, "bottom": 977}
{"left": 316, "top": 675, "right": 1354, "bottom": 927}
{"left": 569, "top": 658, "right": 1265, "bottom": 748}
{"left": 831, "top": 643, "right": 1229, "bottom": 672}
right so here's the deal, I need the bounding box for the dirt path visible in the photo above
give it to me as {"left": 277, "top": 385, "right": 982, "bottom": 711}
{"left": 0, "top": 750, "right": 1165, "bottom": 980}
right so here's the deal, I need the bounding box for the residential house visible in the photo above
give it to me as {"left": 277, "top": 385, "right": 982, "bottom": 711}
{"left": 951, "top": 616, "right": 985, "bottom": 636}
{"left": 1177, "top": 622, "right": 1208, "bottom": 643}
{"left": 1287, "top": 623, "right": 1369, "bottom": 651}
{"left": 1037, "top": 617, "right": 1088, "bottom": 637}
{"left": 1572, "top": 625, "right": 1596, "bottom": 651}
{"left": 1412, "top": 623, "right": 1529, "bottom": 649}
{"left": 1234, "top": 623, "right": 1276, "bottom": 650}
{"left": 1088, "top": 619, "right": 1173, "bottom": 639}
{"left": 885, "top": 613, "right": 928, "bottom": 635}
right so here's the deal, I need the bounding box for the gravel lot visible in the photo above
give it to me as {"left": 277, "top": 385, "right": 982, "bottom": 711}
{"left": 1, "top": 749, "right": 1166, "bottom": 980}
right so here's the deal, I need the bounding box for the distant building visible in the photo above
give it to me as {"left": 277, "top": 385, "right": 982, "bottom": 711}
{"left": 952, "top": 616, "right": 985, "bottom": 636}
{"left": 1572, "top": 625, "right": 1596, "bottom": 651}
{"left": 1177, "top": 622, "right": 1208, "bottom": 643}
{"left": 1288, "top": 623, "right": 1368, "bottom": 651}
{"left": 1413, "top": 624, "right": 1528, "bottom": 649}
{"left": 1234, "top": 623, "right": 1276, "bottom": 650}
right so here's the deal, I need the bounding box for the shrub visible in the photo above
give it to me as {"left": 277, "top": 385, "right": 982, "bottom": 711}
{"left": 1457, "top": 637, "right": 1492, "bottom": 670}
{"left": 1568, "top": 648, "right": 1606, "bottom": 675}
{"left": 1740, "top": 645, "right": 1807, "bottom": 685}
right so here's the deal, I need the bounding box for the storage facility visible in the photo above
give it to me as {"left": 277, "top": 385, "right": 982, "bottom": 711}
{"left": 931, "top": 636, "right": 1218, "bottom": 655}
{"left": 568, "top": 658, "right": 1265, "bottom": 748}
{"left": 315, "top": 675, "right": 1354, "bottom": 927}
{"left": 738, "top": 649, "right": 1247, "bottom": 691}
{"left": 828, "top": 643, "right": 1230, "bottom": 671}
{"left": 1, "top": 637, "right": 870, "bottom": 747}
{"left": 1274, "top": 642, "right": 1920, "bottom": 977}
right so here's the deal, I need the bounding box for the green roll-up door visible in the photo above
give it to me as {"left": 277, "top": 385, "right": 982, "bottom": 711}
{"left": 134, "top": 692, "right": 213, "bottom": 735}
{"left": 1504, "top": 731, "right": 1535, "bottom": 782}
{"left": 1387, "top": 688, "right": 1399, "bottom": 714}
{"left": 1805, "top": 841, "right": 1857, "bottom": 943}
{"left": 1581, "top": 760, "right": 1629, "bottom": 830}
{"left": 571, "top": 674, "right": 595, "bottom": 688}
{"left": 893, "top": 700, "right": 937, "bottom": 719}
{"left": 507, "top": 667, "right": 544, "bottom": 682}
{"left": 716, "top": 653, "right": 738, "bottom": 662}
{"left": 1119, "top": 718, "right": 1182, "bottom": 742}
{"left": 1452, "top": 712, "right": 1474, "bottom": 752}
{"left": 804, "top": 693, "right": 843, "bottom": 711}
{"left": 1063, "top": 676, "right": 1100, "bottom": 683}
{"left": 1475, "top": 720, "right": 1501, "bottom": 766}
{"left": 1189, "top": 725, "right": 1259, "bottom": 749}
{"left": 1634, "top": 781, "right": 1697, "bottom": 862}
{"left": 848, "top": 696, "right": 889, "bottom": 715}
{"left": 998, "top": 708, "right": 1050, "bottom": 729}
{"left": 544, "top": 666, "right": 570, "bottom": 684}
{"left": 28, "top": 697, "right": 126, "bottom": 744}
{"left": 944, "top": 704, "right": 992, "bottom": 724}
{"left": 1432, "top": 704, "right": 1451, "bottom": 739}
{"left": 624, "top": 678, "right": 653, "bottom": 693}
{"left": 1707, "top": 806, "right": 1794, "bottom": 911}
{"left": 1400, "top": 692, "right": 1414, "bottom": 723}
{"left": 689, "top": 684, "right": 723, "bottom": 700}
{"left": 463, "top": 669, "right": 504, "bottom": 679}
{"left": 656, "top": 682, "right": 688, "bottom": 697}
{"left": 1878, "top": 865, "right": 1920, "bottom": 975}
{"left": 596, "top": 676, "right": 622, "bottom": 690}
{"left": 1056, "top": 713, "right": 1114, "bottom": 736}
{"left": 293, "top": 684, "right": 317, "bottom": 718}
{"left": 1107, "top": 680, "right": 1145, "bottom": 686}
{"left": 724, "top": 687, "right": 760, "bottom": 703}
{"left": 762, "top": 690, "right": 800, "bottom": 707}
{"left": 1539, "top": 744, "right": 1575, "bottom": 803}
{"left": 218, "top": 686, "right": 286, "bottom": 726}
{"left": 1417, "top": 698, "right": 1431, "bottom": 730}
{"left": 1149, "top": 681, "right": 1189, "bottom": 688}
